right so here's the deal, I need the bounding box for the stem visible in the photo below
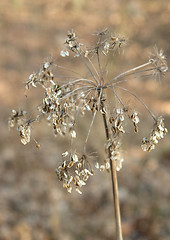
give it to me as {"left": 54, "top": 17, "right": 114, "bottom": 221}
{"left": 108, "top": 61, "right": 152, "bottom": 85}
{"left": 115, "top": 86, "right": 157, "bottom": 121}
{"left": 102, "top": 112, "right": 123, "bottom": 240}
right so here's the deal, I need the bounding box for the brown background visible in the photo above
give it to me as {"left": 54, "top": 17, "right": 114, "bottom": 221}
{"left": 0, "top": 1, "right": 170, "bottom": 239}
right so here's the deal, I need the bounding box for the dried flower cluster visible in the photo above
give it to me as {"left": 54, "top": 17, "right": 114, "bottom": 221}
{"left": 150, "top": 47, "right": 169, "bottom": 80}
{"left": 8, "top": 110, "right": 31, "bottom": 145}
{"left": 141, "top": 117, "right": 168, "bottom": 152}
{"left": 56, "top": 152, "right": 94, "bottom": 194}
{"left": 106, "top": 139, "right": 124, "bottom": 172}
{"left": 9, "top": 29, "right": 168, "bottom": 193}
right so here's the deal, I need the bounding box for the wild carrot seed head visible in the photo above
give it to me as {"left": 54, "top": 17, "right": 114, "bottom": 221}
{"left": 9, "top": 29, "right": 168, "bottom": 193}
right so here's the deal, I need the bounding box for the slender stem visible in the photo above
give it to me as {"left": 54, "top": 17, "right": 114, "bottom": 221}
{"left": 102, "top": 112, "right": 123, "bottom": 240}
{"left": 83, "top": 110, "right": 97, "bottom": 152}
{"left": 60, "top": 78, "right": 97, "bottom": 88}
{"left": 53, "top": 64, "right": 85, "bottom": 78}
{"left": 107, "top": 87, "right": 125, "bottom": 108}
{"left": 79, "top": 53, "right": 99, "bottom": 85}
{"left": 106, "top": 67, "right": 156, "bottom": 88}
{"left": 86, "top": 54, "right": 100, "bottom": 78}
{"left": 83, "top": 88, "right": 102, "bottom": 152}
{"left": 61, "top": 86, "right": 93, "bottom": 100}
{"left": 115, "top": 86, "right": 157, "bottom": 121}
{"left": 108, "top": 61, "right": 152, "bottom": 85}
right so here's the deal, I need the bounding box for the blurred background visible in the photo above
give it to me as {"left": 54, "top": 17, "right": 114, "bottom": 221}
{"left": 0, "top": 0, "right": 170, "bottom": 239}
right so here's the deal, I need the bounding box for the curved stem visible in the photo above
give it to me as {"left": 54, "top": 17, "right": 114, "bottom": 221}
{"left": 61, "top": 86, "right": 93, "bottom": 100}
{"left": 115, "top": 86, "right": 157, "bottom": 121}
{"left": 59, "top": 78, "right": 97, "bottom": 88}
{"left": 106, "top": 67, "right": 156, "bottom": 88}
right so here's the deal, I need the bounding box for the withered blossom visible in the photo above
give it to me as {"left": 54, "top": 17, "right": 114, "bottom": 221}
{"left": 141, "top": 117, "right": 168, "bottom": 152}
{"left": 56, "top": 152, "right": 94, "bottom": 193}
{"left": 9, "top": 29, "right": 168, "bottom": 240}
{"left": 149, "top": 46, "right": 168, "bottom": 80}
{"left": 18, "top": 124, "right": 31, "bottom": 145}
{"left": 9, "top": 30, "right": 168, "bottom": 193}
{"left": 9, "top": 29, "right": 168, "bottom": 181}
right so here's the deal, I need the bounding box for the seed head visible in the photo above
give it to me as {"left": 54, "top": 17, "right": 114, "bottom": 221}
{"left": 141, "top": 117, "right": 168, "bottom": 152}
{"left": 9, "top": 29, "right": 168, "bottom": 193}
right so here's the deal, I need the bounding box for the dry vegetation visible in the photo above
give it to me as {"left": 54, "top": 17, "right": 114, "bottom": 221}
{"left": 0, "top": 1, "right": 170, "bottom": 240}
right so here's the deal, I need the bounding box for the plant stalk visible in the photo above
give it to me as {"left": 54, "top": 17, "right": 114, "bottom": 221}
{"left": 102, "top": 112, "right": 123, "bottom": 240}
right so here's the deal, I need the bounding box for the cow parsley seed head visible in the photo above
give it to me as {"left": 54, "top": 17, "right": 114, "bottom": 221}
{"left": 9, "top": 29, "right": 168, "bottom": 194}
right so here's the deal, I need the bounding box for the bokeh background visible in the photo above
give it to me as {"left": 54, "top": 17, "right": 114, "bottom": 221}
{"left": 0, "top": 0, "right": 170, "bottom": 239}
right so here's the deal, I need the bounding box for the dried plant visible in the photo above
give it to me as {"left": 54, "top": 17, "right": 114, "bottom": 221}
{"left": 9, "top": 29, "right": 168, "bottom": 240}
